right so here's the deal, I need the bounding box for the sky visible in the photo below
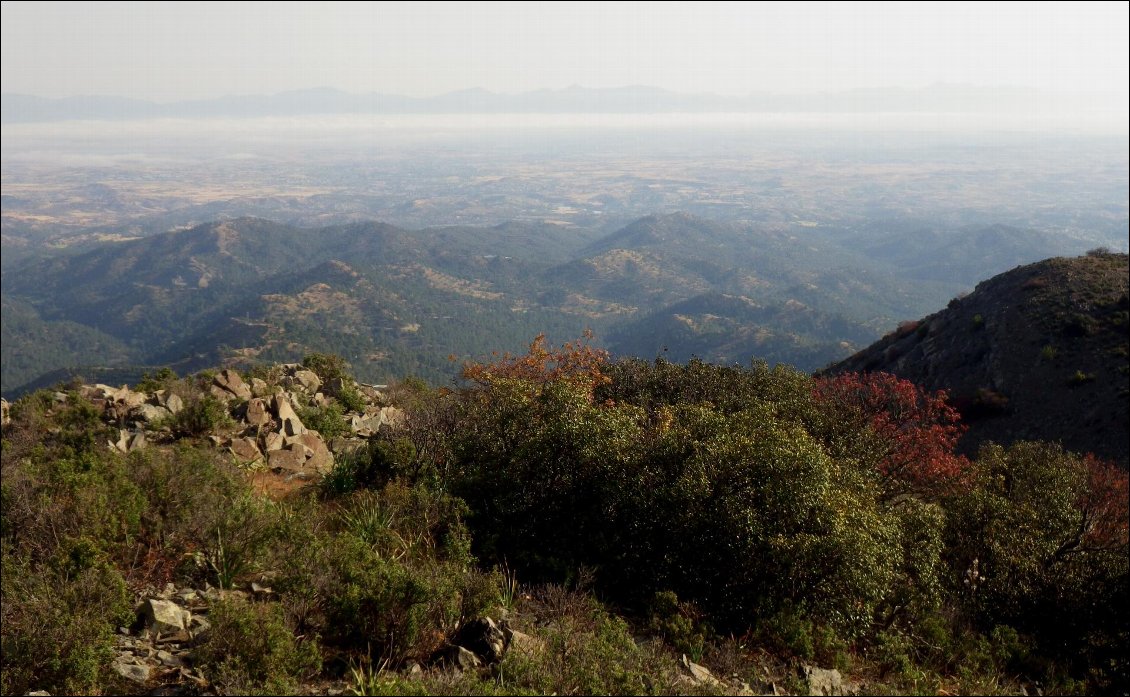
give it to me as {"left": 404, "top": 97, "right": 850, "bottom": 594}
{"left": 2, "top": 0, "right": 1128, "bottom": 105}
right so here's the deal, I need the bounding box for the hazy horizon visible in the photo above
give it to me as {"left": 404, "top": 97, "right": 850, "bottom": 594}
{"left": 3, "top": 1, "right": 1126, "bottom": 108}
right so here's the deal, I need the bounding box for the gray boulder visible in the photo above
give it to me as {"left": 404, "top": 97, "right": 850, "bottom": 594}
{"left": 140, "top": 598, "right": 189, "bottom": 635}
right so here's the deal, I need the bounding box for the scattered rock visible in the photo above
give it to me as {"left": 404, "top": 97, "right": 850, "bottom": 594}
{"left": 213, "top": 369, "right": 252, "bottom": 401}
{"left": 501, "top": 625, "right": 545, "bottom": 658}
{"left": 244, "top": 398, "right": 271, "bottom": 427}
{"left": 449, "top": 645, "right": 482, "bottom": 671}
{"left": 291, "top": 369, "right": 322, "bottom": 394}
{"left": 111, "top": 656, "right": 151, "bottom": 684}
{"left": 268, "top": 444, "right": 307, "bottom": 472}
{"left": 160, "top": 392, "right": 185, "bottom": 415}
{"left": 297, "top": 431, "right": 334, "bottom": 473}
{"left": 111, "top": 429, "right": 148, "bottom": 454}
{"left": 141, "top": 598, "right": 190, "bottom": 635}
{"left": 455, "top": 617, "right": 506, "bottom": 664}
{"left": 273, "top": 393, "right": 307, "bottom": 436}
{"left": 681, "top": 654, "right": 721, "bottom": 686}
{"left": 803, "top": 665, "right": 844, "bottom": 696}
{"left": 228, "top": 436, "right": 263, "bottom": 464}
{"left": 1, "top": 398, "right": 10, "bottom": 426}
{"left": 263, "top": 431, "right": 286, "bottom": 452}
{"left": 250, "top": 377, "right": 271, "bottom": 397}
{"left": 131, "top": 403, "right": 170, "bottom": 424}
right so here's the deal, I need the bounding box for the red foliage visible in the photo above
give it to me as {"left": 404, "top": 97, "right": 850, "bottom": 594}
{"left": 461, "top": 331, "right": 611, "bottom": 397}
{"left": 1077, "top": 454, "right": 1130, "bottom": 555}
{"left": 814, "top": 372, "right": 969, "bottom": 498}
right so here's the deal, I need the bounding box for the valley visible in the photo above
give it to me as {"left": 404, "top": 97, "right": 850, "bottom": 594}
{"left": 3, "top": 118, "right": 1126, "bottom": 397}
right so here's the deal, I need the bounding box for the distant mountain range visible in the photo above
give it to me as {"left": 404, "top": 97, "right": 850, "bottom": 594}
{"left": 826, "top": 251, "right": 1130, "bottom": 466}
{"left": 2, "top": 212, "right": 1100, "bottom": 397}
{"left": 0, "top": 83, "right": 1079, "bottom": 123}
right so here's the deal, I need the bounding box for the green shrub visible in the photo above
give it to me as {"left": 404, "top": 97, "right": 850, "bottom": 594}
{"left": 337, "top": 384, "right": 368, "bottom": 413}
{"left": 302, "top": 352, "right": 352, "bottom": 385}
{"left": 297, "top": 401, "right": 348, "bottom": 440}
{"left": 193, "top": 597, "right": 321, "bottom": 695}
{"left": 944, "top": 442, "right": 1129, "bottom": 690}
{"left": 135, "top": 366, "right": 178, "bottom": 393}
{"left": 648, "top": 590, "right": 707, "bottom": 662}
{"left": 1, "top": 554, "right": 132, "bottom": 696}
{"left": 168, "top": 392, "right": 233, "bottom": 436}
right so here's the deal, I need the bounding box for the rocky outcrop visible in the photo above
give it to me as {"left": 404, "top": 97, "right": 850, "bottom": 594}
{"left": 213, "top": 368, "right": 253, "bottom": 401}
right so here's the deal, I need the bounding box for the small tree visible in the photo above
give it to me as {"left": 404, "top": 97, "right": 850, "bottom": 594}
{"left": 813, "top": 372, "right": 969, "bottom": 501}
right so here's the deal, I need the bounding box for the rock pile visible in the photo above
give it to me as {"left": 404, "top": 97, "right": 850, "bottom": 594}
{"left": 52, "top": 363, "right": 405, "bottom": 480}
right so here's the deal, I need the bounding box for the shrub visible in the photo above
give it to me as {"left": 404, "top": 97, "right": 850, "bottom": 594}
{"left": 302, "top": 352, "right": 352, "bottom": 385}
{"left": 168, "top": 392, "right": 233, "bottom": 437}
{"left": 1, "top": 554, "right": 132, "bottom": 696}
{"left": 193, "top": 597, "right": 321, "bottom": 695}
{"left": 135, "top": 366, "right": 178, "bottom": 393}
{"left": 944, "top": 442, "right": 1129, "bottom": 690}
{"left": 297, "top": 401, "right": 348, "bottom": 440}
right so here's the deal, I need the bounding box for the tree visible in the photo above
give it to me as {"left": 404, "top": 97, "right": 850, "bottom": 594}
{"left": 813, "top": 372, "right": 968, "bottom": 501}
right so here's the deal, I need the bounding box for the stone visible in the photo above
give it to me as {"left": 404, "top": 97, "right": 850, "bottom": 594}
{"left": 273, "top": 393, "right": 306, "bottom": 436}
{"left": 250, "top": 377, "right": 271, "bottom": 397}
{"left": 313, "top": 391, "right": 327, "bottom": 406}
{"left": 263, "top": 431, "right": 286, "bottom": 452}
{"left": 501, "top": 625, "right": 545, "bottom": 658}
{"left": 1, "top": 398, "right": 10, "bottom": 426}
{"left": 26, "top": 691, "right": 51, "bottom": 696}
{"left": 803, "top": 665, "right": 844, "bottom": 696}
{"left": 116, "top": 388, "right": 148, "bottom": 409}
{"left": 268, "top": 444, "right": 307, "bottom": 472}
{"left": 292, "top": 369, "right": 322, "bottom": 393}
{"left": 162, "top": 393, "right": 184, "bottom": 415}
{"left": 126, "top": 431, "right": 148, "bottom": 452}
{"left": 681, "top": 654, "right": 721, "bottom": 686}
{"left": 455, "top": 617, "right": 506, "bottom": 664}
{"left": 449, "top": 645, "right": 482, "bottom": 670}
{"left": 380, "top": 406, "right": 404, "bottom": 428}
{"left": 228, "top": 437, "right": 262, "bottom": 463}
{"left": 298, "top": 431, "right": 334, "bottom": 473}
{"left": 156, "top": 649, "right": 186, "bottom": 668}
{"left": 111, "top": 658, "right": 151, "bottom": 684}
{"left": 131, "top": 403, "right": 170, "bottom": 424}
{"left": 214, "top": 369, "right": 252, "bottom": 401}
{"left": 245, "top": 397, "right": 271, "bottom": 427}
{"left": 141, "top": 598, "right": 190, "bottom": 635}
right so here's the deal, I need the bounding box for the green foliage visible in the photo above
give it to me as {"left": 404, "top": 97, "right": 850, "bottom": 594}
{"left": 135, "top": 366, "right": 178, "bottom": 393}
{"left": 274, "top": 481, "right": 492, "bottom": 663}
{"left": 167, "top": 391, "right": 233, "bottom": 436}
{"left": 944, "top": 442, "right": 1129, "bottom": 690}
{"left": 1068, "top": 369, "right": 1096, "bottom": 385}
{"left": 297, "top": 401, "right": 348, "bottom": 440}
{"left": 451, "top": 351, "right": 914, "bottom": 638}
{"left": 193, "top": 598, "right": 321, "bottom": 695}
{"left": 302, "top": 352, "right": 352, "bottom": 385}
{"left": 321, "top": 438, "right": 422, "bottom": 496}
{"left": 648, "top": 591, "right": 707, "bottom": 662}
{"left": 0, "top": 553, "right": 132, "bottom": 696}
{"left": 338, "top": 384, "right": 368, "bottom": 413}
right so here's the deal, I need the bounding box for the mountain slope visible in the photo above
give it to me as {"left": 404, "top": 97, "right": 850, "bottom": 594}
{"left": 825, "top": 252, "right": 1130, "bottom": 465}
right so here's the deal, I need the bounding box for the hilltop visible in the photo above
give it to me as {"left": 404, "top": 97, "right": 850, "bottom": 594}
{"left": 825, "top": 251, "right": 1130, "bottom": 465}
{"left": 2, "top": 342, "right": 1126, "bottom": 695}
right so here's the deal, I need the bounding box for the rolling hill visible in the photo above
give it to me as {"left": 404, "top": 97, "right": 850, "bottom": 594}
{"left": 825, "top": 251, "right": 1130, "bottom": 465}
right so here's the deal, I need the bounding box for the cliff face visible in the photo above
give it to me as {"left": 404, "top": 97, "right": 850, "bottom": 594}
{"left": 826, "top": 252, "right": 1129, "bottom": 465}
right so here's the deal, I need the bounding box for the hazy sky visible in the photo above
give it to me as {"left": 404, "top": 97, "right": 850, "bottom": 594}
{"left": 2, "top": 1, "right": 1128, "bottom": 104}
